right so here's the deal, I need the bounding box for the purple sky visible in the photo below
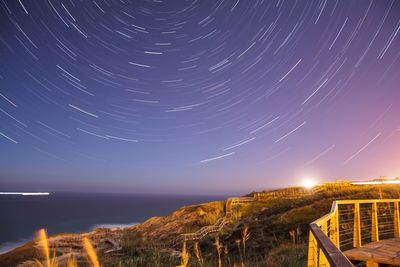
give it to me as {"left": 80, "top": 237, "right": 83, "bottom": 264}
{"left": 0, "top": 0, "right": 399, "bottom": 195}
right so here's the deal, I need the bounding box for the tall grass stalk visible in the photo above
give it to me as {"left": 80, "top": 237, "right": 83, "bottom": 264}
{"left": 235, "top": 239, "right": 244, "bottom": 267}
{"left": 67, "top": 253, "right": 77, "bottom": 267}
{"left": 34, "top": 229, "right": 58, "bottom": 267}
{"left": 177, "top": 240, "right": 189, "bottom": 267}
{"left": 214, "top": 236, "right": 222, "bottom": 267}
{"left": 83, "top": 237, "right": 100, "bottom": 267}
{"left": 223, "top": 245, "right": 230, "bottom": 266}
{"left": 241, "top": 225, "right": 250, "bottom": 263}
{"left": 194, "top": 241, "right": 204, "bottom": 267}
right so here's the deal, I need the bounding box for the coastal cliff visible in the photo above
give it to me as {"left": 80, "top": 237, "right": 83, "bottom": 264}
{"left": 2, "top": 184, "right": 400, "bottom": 267}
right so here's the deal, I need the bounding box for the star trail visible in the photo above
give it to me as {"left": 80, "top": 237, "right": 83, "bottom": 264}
{"left": 0, "top": 0, "right": 399, "bottom": 194}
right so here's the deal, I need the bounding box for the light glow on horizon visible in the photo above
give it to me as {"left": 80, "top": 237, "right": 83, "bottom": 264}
{"left": 0, "top": 192, "right": 50, "bottom": 196}
{"left": 351, "top": 180, "right": 400, "bottom": 185}
{"left": 302, "top": 178, "right": 317, "bottom": 189}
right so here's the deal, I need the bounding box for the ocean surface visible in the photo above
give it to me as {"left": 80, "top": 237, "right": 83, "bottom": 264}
{"left": 0, "top": 192, "right": 228, "bottom": 254}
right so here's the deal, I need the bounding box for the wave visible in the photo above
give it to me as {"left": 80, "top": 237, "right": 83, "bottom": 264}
{"left": 0, "top": 239, "right": 30, "bottom": 255}
{"left": 90, "top": 222, "right": 139, "bottom": 231}
{"left": 0, "top": 222, "right": 139, "bottom": 255}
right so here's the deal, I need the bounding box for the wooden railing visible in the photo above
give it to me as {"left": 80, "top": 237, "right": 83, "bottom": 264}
{"left": 308, "top": 199, "right": 400, "bottom": 267}
{"left": 253, "top": 187, "right": 315, "bottom": 200}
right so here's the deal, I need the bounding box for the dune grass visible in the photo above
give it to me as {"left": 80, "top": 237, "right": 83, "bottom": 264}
{"left": 34, "top": 229, "right": 99, "bottom": 267}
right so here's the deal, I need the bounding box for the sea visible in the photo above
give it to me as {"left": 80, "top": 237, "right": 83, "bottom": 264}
{"left": 0, "top": 192, "right": 228, "bottom": 254}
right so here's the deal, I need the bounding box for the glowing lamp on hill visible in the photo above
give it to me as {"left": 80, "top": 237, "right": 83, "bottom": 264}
{"left": 302, "top": 178, "right": 316, "bottom": 189}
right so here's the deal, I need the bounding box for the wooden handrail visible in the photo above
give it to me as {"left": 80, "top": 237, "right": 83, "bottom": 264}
{"left": 309, "top": 223, "right": 353, "bottom": 267}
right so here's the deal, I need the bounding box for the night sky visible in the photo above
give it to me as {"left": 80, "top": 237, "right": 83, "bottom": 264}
{"left": 0, "top": 0, "right": 399, "bottom": 195}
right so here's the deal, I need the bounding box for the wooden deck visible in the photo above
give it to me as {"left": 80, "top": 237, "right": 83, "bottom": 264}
{"left": 343, "top": 238, "right": 400, "bottom": 265}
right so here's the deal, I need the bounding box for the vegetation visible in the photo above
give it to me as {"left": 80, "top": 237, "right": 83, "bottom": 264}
{"left": 33, "top": 229, "right": 97, "bottom": 267}
{"left": 1, "top": 184, "right": 400, "bottom": 266}
{"left": 197, "top": 202, "right": 225, "bottom": 226}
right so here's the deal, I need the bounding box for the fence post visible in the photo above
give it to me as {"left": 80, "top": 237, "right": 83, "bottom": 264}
{"left": 329, "top": 217, "right": 336, "bottom": 244}
{"left": 321, "top": 222, "right": 328, "bottom": 235}
{"left": 371, "top": 202, "right": 379, "bottom": 242}
{"left": 395, "top": 201, "right": 400, "bottom": 238}
{"left": 319, "top": 247, "right": 330, "bottom": 267}
{"left": 329, "top": 210, "right": 340, "bottom": 248}
{"left": 353, "top": 202, "right": 361, "bottom": 248}
{"left": 308, "top": 231, "right": 316, "bottom": 267}
{"left": 335, "top": 209, "right": 340, "bottom": 248}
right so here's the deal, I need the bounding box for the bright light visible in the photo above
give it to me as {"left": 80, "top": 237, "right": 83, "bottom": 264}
{"left": 352, "top": 180, "right": 400, "bottom": 185}
{"left": 0, "top": 192, "right": 50, "bottom": 196}
{"left": 302, "top": 178, "right": 316, "bottom": 189}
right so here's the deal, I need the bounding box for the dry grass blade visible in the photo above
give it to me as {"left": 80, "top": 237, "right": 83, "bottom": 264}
{"left": 83, "top": 237, "right": 100, "bottom": 267}
{"left": 224, "top": 245, "right": 228, "bottom": 255}
{"left": 51, "top": 248, "right": 58, "bottom": 267}
{"left": 67, "top": 253, "right": 78, "bottom": 267}
{"left": 296, "top": 225, "right": 302, "bottom": 237}
{"left": 34, "top": 259, "right": 45, "bottom": 267}
{"left": 235, "top": 239, "right": 243, "bottom": 266}
{"left": 289, "top": 230, "right": 296, "bottom": 244}
{"left": 194, "top": 241, "right": 204, "bottom": 267}
{"left": 241, "top": 225, "right": 251, "bottom": 266}
{"left": 35, "top": 229, "right": 58, "bottom": 267}
{"left": 214, "top": 236, "right": 222, "bottom": 267}
{"left": 242, "top": 225, "right": 250, "bottom": 242}
{"left": 176, "top": 240, "right": 189, "bottom": 267}
{"left": 38, "top": 229, "right": 51, "bottom": 267}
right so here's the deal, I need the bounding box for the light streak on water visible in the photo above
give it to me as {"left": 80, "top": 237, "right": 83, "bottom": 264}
{"left": 0, "top": 192, "right": 50, "bottom": 196}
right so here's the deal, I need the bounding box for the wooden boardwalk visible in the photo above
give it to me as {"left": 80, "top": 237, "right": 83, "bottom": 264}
{"left": 344, "top": 238, "right": 400, "bottom": 265}
{"left": 179, "top": 197, "right": 254, "bottom": 242}
{"left": 126, "top": 196, "right": 256, "bottom": 252}
{"left": 308, "top": 199, "right": 400, "bottom": 267}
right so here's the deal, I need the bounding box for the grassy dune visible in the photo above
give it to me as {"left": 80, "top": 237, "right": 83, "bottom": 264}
{"left": 1, "top": 184, "right": 400, "bottom": 266}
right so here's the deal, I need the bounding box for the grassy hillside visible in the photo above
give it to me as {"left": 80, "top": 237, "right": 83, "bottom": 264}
{"left": 1, "top": 184, "right": 400, "bottom": 266}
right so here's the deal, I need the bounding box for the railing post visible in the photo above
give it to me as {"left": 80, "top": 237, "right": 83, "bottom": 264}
{"left": 319, "top": 247, "right": 330, "bottom": 267}
{"left": 329, "top": 210, "right": 340, "bottom": 248}
{"left": 329, "top": 217, "right": 335, "bottom": 243}
{"left": 308, "top": 231, "right": 316, "bottom": 267}
{"left": 319, "top": 222, "right": 330, "bottom": 266}
{"left": 371, "top": 202, "right": 379, "bottom": 242}
{"left": 335, "top": 209, "right": 340, "bottom": 248}
{"left": 321, "top": 222, "right": 328, "bottom": 235}
{"left": 395, "top": 201, "right": 400, "bottom": 238}
{"left": 353, "top": 202, "right": 361, "bottom": 248}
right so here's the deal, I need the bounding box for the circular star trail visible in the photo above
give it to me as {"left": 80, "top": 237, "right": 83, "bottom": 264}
{"left": 0, "top": 0, "right": 399, "bottom": 194}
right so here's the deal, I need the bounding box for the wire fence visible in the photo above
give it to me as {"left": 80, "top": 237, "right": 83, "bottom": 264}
{"left": 308, "top": 199, "right": 400, "bottom": 267}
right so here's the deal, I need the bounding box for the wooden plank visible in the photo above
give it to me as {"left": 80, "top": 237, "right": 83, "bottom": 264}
{"left": 344, "top": 238, "right": 400, "bottom": 265}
